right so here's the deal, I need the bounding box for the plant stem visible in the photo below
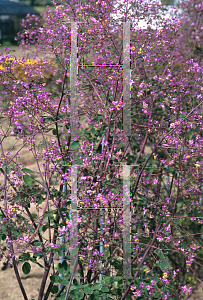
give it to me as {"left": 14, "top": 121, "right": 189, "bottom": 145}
{"left": 12, "top": 255, "right": 28, "bottom": 300}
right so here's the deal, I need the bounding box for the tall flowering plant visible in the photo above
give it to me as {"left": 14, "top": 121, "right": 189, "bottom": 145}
{"left": 0, "top": 0, "right": 203, "bottom": 299}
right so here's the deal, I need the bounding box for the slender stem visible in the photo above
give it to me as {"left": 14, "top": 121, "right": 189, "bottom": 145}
{"left": 43, "top": 214, "right": 60, "bottom": 300}
{"left": 43, "top": 270, "right": 59, "bottom": 300}
{"left": 58, "top": 181, "right": 67, "bottom": 291}
{"left": 0, "top": 136, "right": 7, "bottom": 210}
{"left": 38, "top": 165, "right": 52, "bottom": 300}
{"left": 38, "top": 265, "right": 50, "bottom": 300}
{"left": 12, "top": 255, "right": 28, "bottom": 300}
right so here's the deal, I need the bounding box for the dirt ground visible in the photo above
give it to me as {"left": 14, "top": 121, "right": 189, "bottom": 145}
{"left": 0, "top": 260, "right": 52, "bottom": 300}
{"left": 0, "top": 46, "right": 203, "bottom": 300}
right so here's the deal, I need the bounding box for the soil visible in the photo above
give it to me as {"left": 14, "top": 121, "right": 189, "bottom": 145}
{"left": 0, "top": 46, "right": 203, "bottom": 300}
{"left": 0, "top": 260, "right": 52, "bottom": 300}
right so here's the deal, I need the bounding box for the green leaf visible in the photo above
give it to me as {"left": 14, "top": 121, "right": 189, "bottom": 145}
{"left": 30, "top": 240, "right": 41, "bottom": 246}
{"left": 50, "top": 275, "right": 60, "bottom": 284}
{"left": 102, "top": 276, "right": 114, "bottom": 285}
{"left": 22, "top": 262, "right": 31, "bottom": 275}
{"left": 73, "top": 278, "right": 80, "bottom": 286}
{"left": 19, "top": 252, "right": 30, "bottom": 262}
{"left": 83, "top": 285, "right": 93, "bottom": 295}
{"left": 101, "top": 286, "right": 109, "bottom": 292}
{"left": 87, "top": 294, "right": 100, "bottom": 300}
{"left": 70, "top": 289, "right": 84, "bottom": 300}
{"left": 70, "top": 290, "right": 78, "bottom": 297}
{"left": 57, "top": 245, "right": 65, "bottom": 255}
{"left": 52, "top": 129, "right": 57, "bottom": 135}
{"left": 113, "top": 276, "right": 123, "bottom": 281}
{"left": 59, "top": 278, "right": 70, "bottom": 286}
{"left": 50, "top": 274, "right": 69, "bottom": 286}
{"left": 157, "top": 259, "right": 171, "bottom": 271}
{"left": 43, "top": 116, "right": 54, "bottom": 123}
{"left": 1, "top": 234, "right": 6, "bottom": 240}
{"left": 29, "top": 257, "right": 43, "bottom": 268}
{"left": 58, "top": 261, "right": 69, "bottom": 275}
{"left": 22, "top": 168, "right": 33, "bottom": 173}
{"left": 51, "top": 285, "right": 59, "bottom": 295}
{"left": 33, "top": 241, "right": 41, "bottom": 247}
{"left": 104, "top": 250, "right": 110, "bottom": 258}
{"left": 69, "top": 141, "right": 80, "bottom": 150}
{"left": 117, "top": 122, "right": 123, "bottom": 130}
{"left": 76, "top": 291, "right": 85, "bottom": 300}
{"left": 92, "top": 283, "right": 102, "bottom": 290}
{"left": 37, "top": 195, "right": 44, "bottom": 205}
{"left": 155, "top": 250, "right": 172, "bottom": 271}
{"left": 23, "top": 175, "right": 32, "bottom": 186}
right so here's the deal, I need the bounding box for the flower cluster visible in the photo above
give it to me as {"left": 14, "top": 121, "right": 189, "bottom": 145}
{"left": 0, "top": 0, "right": 202, "bottom": 299}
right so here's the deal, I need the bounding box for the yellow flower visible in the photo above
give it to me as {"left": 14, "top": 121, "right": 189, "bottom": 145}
{"left": 195, "top": 163, "right": 200, "bottom": 168}
{"left": 138, "top": 47, "right": 142, "bottom": 54}
{"left": 137, "top": 92, "right": 143, "bottom": 98}
{"left": 143, "top": 266, "right": 150, "bottom": 273}
{"left": 11, "top": 208, "right": 15, "bottom": 212}
{"left": 186, "top": 155, "right": 190, "bottom": 159}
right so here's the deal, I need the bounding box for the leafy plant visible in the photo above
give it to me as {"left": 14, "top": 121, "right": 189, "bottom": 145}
{"left": 0, "top": 0, "right": 203, "bottom": 299}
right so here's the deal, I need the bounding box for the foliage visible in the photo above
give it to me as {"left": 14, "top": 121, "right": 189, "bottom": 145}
{"left": 0, "top": 0, "right": 203, "bottom": 299}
